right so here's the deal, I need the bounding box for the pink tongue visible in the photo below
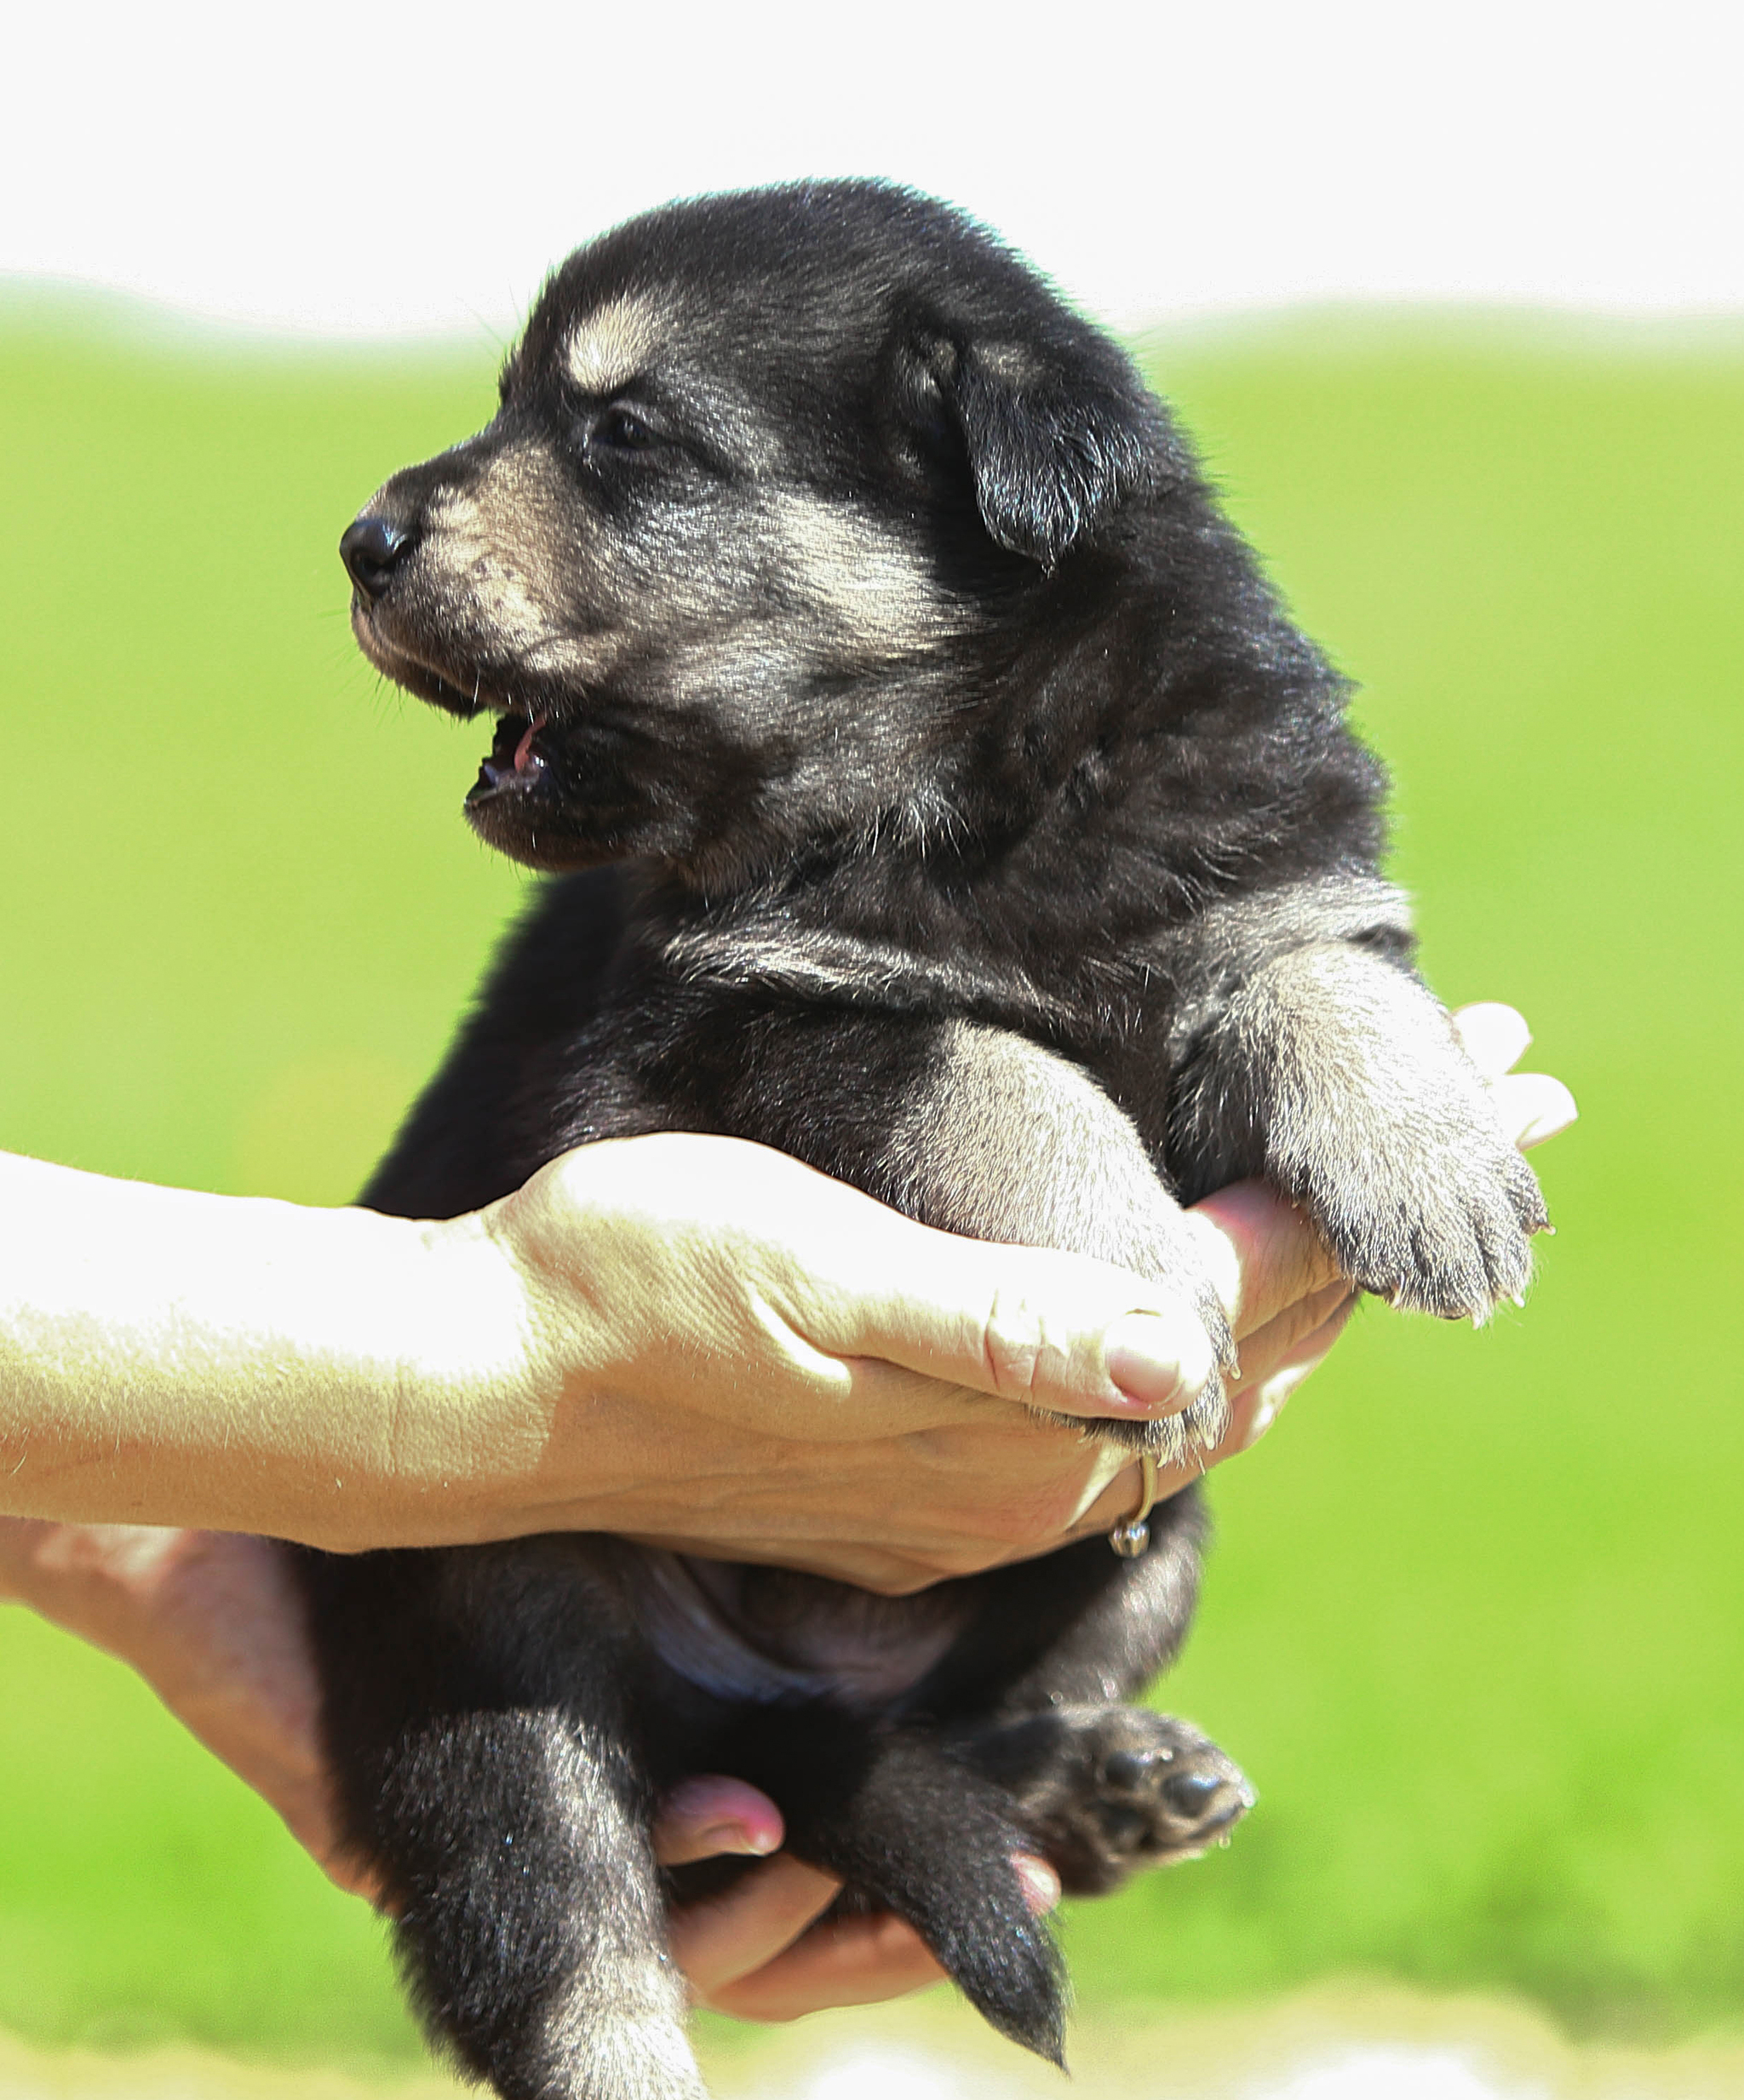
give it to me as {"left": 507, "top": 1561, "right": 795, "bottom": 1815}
{"left": 513, "top": 713, "right": 548, "bottom": 772}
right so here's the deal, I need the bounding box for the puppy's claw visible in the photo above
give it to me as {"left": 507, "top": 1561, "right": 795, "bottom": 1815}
{"left": 1086, "top": 1365, "right": 1230, "bottom": 1466}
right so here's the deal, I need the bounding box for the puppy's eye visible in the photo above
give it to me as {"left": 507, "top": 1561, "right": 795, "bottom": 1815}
{"left": 594, "top": 405, "right": 658, "bottom": 452}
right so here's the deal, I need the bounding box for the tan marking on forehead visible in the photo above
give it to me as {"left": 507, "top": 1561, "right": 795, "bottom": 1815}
{"left": 564, "top": 292, "right": 663, "bottom": 394}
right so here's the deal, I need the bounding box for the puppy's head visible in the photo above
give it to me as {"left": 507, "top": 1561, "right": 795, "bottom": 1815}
{"left": 342, "top": 182, "right": 1173, "bottom": 883}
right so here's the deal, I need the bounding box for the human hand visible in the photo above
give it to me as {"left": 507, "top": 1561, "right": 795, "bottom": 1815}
{"left": 444, "top": 1004, "right": 1570, "bottom": 1589}
{"left": 0, "top": 1522, "right": 354, "bottom": 1887}
{"left": 0, "top": 1119, "right": 1386, "bottom": 1999}
{"left": 0, "top": 1518, "right": 969, "bottom": 2007}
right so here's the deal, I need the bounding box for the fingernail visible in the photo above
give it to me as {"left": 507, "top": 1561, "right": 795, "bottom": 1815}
{"left": 1512, "top": 1077, "right": 1577, "bottom": 1151}
{"left": 690, "top": 1821, "right": 778, "bottom": 1856}
{"left": 1517, "top": 1105, "right": 1577, "bottom": 1148}
{"left": 1455, "top": 1001, "right": 1532, "bottom": 1072}
{"left": 1014, "top": 1856, "right": 1061, "bottom": 1915}
{"left": 1104, "top": 1311, "right": 1212, "bottom": 1414}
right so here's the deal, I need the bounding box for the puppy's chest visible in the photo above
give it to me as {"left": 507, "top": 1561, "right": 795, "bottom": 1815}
{"left": 530, "top": 870, "right": 1409, "bottom": 1196}
{"left": 552, "top": 926, "right": 1192, "bottom": 1185}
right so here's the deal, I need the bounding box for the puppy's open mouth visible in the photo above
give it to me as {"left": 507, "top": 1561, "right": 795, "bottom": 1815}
{"left": 352, "top": 611, "right": 565, "bottom": 809}
{"left": 468, "top": 709, "right": 553, "bottom": 805}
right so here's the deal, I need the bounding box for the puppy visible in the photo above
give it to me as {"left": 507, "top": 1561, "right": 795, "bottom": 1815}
{"left": 309, "top": 181, "right": 1546, "bottom": 2100}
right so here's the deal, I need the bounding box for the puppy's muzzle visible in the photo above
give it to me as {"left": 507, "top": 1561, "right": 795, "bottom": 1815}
{"left": 341, "top": 513, "right": 418, "bottom": 601}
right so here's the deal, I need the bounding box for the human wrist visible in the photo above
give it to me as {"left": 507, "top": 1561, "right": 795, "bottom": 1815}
{"left": 352, "top": 1207, "right": 559, "bottom": 1550}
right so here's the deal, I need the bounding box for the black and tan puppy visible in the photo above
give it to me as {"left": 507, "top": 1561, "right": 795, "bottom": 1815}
{"left": 308, "top": 181, "right": 1546, "bottom": 2100}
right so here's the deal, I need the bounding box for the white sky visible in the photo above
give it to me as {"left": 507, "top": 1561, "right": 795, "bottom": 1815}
{"left": 4, "top": 0, "right": 1741, "bottom": 340}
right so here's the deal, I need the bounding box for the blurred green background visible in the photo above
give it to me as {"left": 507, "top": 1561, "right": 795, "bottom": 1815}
{"left": 0, "top": 294, "right": 1739, "bottom": 2062}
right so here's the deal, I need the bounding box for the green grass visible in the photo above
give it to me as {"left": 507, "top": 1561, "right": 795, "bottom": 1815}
{"left": 1, "top": 294, "right": 1740, "bottom": 2058}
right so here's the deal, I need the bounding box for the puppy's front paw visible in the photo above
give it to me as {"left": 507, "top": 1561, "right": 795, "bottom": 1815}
{"left": 1094, "top": 1222, "right": 1235, "bottom": 1463}
{"left": 1030, "top": 1208, "right": 1233, "bottom": 1460}
{"left": 1301, "top": 1087, "right": 1548, "bottom": 1320}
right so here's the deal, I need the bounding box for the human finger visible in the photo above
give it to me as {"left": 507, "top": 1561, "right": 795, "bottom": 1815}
{"left": 1223, "top": 1285, "right": 1359, "bottom": 1455}
{"left": 1490, "top": 1070, "right": 1578, "bottom": 1151}
{"left": 769, "top": 1192, "right": 1223, "bottom": 1427}
{"left": 1227, "top": 1277, "right": 1357, "bottom": 1396}
{"left": 653, "top": 1776, "right": 783, "bottom": 1865}
{"left": 1449, "top": 1004, "right": 1576, "bottom": 1149}
{"left": 1181, "top": 1181, "right": 1342, "bottom": 1344}
{"left": 701, "top": 1855, "right": 1057, "bottom": 2022}
{"left": 1451, "top": 1001, "right": 1533, "bottom": 1076}
{"left": 703, "top": 1908, "right": 946, "bottom": 2019}
{"left": 666, "top": 1853, "right": 843, "bottom": 1999}
{"left": 508, "top": 1134, "right": 1219, "bottom": 1436}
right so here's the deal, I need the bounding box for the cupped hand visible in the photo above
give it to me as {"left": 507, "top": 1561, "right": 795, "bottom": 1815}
{"left": 462, "top": 1003, "right": 1571, "bottom": 1590}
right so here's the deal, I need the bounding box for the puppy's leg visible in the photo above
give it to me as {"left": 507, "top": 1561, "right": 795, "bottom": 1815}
{"left": 937, "top": 1482, "right": 1208, "bottom": 1715}
{"left": 875, "top": 1018, "right": 1236, "bottom": 1460}
{"left": 385, "top": 1703, "right": 700, "bottom": 2100}
{"left": 704, "top": 1018, "right": 1242, "bottom": 2051}
{"left": 1173, "top": 942, "right": 1548, "bottom": 1316}
{"left": 715, "top": 1703, "right": 1068, "bottom": 2064}
{"left": 303, "top": 1547, "right": 701, "bottom": 2100}
{"left": 931, "top": 1489, "right": 1248, "bottom": 1897}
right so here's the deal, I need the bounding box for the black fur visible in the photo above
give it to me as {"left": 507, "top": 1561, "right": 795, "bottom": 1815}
{"left": 307, "top": 181, "right": 1546, "bottom": 2099}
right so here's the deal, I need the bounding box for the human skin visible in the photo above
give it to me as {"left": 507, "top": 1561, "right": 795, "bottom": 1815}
{"left": 0, "top": 1139, "right": 1244, "bottom": 1581}
{"left": 0, "top": 1006, "right": 1572, "bottom": 2018}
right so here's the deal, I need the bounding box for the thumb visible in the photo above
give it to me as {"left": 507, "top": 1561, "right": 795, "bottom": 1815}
{"left": 763, "top": 1181, "right": 1221, "bottom": 1426}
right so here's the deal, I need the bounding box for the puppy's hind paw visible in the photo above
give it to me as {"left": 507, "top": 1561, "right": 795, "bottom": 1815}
{"left": 972, "top": 1705, "right": 1253, "bottom": 1898}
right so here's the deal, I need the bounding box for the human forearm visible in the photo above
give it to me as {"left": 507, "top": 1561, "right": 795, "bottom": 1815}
{"left": 0, "top": 1130, "right": 1226, "bottom": 1564}
{"left": 0, "top": 1141, "right": 1185, "bottom": 1561}
{"left": 0, "top": 1014, "right": 1571, "bottom": 1570}
{"left": 0, "top": 1153, "right": 530, "bottom": 1549}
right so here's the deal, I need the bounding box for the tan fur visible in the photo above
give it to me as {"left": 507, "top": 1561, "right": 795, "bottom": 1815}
{"left": 761, "top": 489, "right": 961, "bottom": 652}
{"left": 873, "top": 1021, "right": 1233, "bottom": 1465}
{"left": 421, "top": 441, "right": 626, "bottom": 682}
{"left": 564, "top": 292, "right": 665, "bottom": 396}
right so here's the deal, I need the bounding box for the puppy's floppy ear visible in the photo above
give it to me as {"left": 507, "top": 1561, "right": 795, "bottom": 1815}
{"left": 910, "top": 333, "right": 1157, "bottom": 570}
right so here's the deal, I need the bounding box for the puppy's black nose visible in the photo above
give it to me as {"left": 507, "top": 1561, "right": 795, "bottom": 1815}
{"left": 341, "top": 514, "right": 415, "bottom": 600}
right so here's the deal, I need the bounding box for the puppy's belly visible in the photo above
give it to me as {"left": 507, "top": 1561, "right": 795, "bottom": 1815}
{"left": 632, "top": 1551, "right": 969, "bottom": 1707}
